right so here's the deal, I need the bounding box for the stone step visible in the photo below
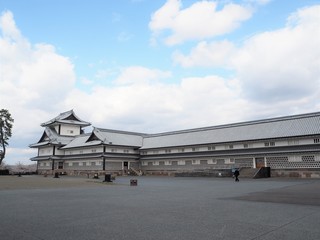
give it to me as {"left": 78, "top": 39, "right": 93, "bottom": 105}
{"left": 129, "top": 167, "right": 143, "bottom": 176}
{"left": 239, "top": 168, "right": 259, "bottom": 178}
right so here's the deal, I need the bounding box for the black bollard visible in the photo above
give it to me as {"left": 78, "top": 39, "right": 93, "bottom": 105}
{"left": 103, "top": 174, "right": 112, "bottom": 182}
{"left": 130, "top": 179, "right": 138, "bottom": 186}
{"left": 54, "top": 172, "right": 59, "bottom": 178}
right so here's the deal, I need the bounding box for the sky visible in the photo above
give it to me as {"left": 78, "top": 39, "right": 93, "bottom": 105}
{"left": 0, "top": 0, "right": 320, "bottom": 165}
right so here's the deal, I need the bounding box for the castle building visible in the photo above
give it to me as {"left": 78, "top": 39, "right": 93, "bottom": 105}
{"left": 30, "top": 110, "right": 320, "bottom": 178}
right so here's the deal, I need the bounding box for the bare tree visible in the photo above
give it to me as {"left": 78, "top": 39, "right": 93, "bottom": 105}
{"left": 0, "top": 109, "right": 14, "bottom": 165}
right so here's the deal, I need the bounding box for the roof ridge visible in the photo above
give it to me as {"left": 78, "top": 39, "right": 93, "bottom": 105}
{"left": 144, "top": 111, "right": 320, "bottom": 138}
{"left": 95, "top": 127, "right": 147, "bottom": 136}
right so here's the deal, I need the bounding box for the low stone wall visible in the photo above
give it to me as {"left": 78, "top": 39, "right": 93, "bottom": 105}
{"left": 37, "top": 169, "right": 124, "bottom": 177}
{"left": 271, "top": 169, "right": 320, "bottom": 178}
{"left": 174, "top": 169, "right": 233, "bottom": 177}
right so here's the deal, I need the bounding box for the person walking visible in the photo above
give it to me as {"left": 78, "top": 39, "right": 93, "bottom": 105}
{"left": 234, "top": 169, "right": 240, "bottom": 182}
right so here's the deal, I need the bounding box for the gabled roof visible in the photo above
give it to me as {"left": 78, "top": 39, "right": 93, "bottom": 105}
{"left": 29, "top": 127, "right": 74, "bottom": 148}
{"left": 140, "top": 112, "right": 320, "bottom": 149}
{"left": 41, "top": 110, "right": 91, "bottom": 127}
{"left": 60, "top": 133, "right": 101, "bottom": 149}
{"left": 94, "top": 127, "right": 145, "bottom": 147}
{"left": 61, "top": 127, "right": 144, "bottom": 149}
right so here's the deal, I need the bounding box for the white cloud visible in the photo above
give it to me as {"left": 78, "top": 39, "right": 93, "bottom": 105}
{"left": 6, "top": 147, "right": 37, "bottom": 165}
{"left": 172, "top": 5, "right": 320, "bottom": 105}
{"left": 114, "top": 66, "right": 172, "bottom": 85}
{"left": 65, "top": 68, "right": 249, "bottom": 133}
{"left": 80, "top": 77, "right": 94, "bottom": 85}
{"left": 0, "top": 10, "right": 21, "bottom": 40}
{"left": 149, "top": 0, "right": 252, "bottom": 45}
{"left": 244, "top": 0, "right": 271, "bottom": 6}
{"left": 0, "top": 10, "right": 76, "bottom": 140}
{"left": 173, "top": 40, "right": 235, "bottom": 67}
{"left": 232, "top": 5, "right": 320, "bottom": 101}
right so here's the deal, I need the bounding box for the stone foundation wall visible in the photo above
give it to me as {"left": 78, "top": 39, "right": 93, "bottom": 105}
{"left": 37, "top": 169, "right": 124, "bottom": 177}
{"left": 271, "top": 169, "right": 320, "bottom": 178}
{"left": 174, "top": 169, "right": 232, "bottom": 177}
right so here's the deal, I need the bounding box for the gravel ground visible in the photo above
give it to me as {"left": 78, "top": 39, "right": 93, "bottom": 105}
{"left": 0, "top": 175, "right": 105, "bottom": 190}
{"left": 0, "top": 175, "right": 320, "bottom": 240}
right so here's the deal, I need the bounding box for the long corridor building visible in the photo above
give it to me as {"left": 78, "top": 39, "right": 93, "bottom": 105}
{"left": 30, "top": 110, "right": 320, "bottom": 178}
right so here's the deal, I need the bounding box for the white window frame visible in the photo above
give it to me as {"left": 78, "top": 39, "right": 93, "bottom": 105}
{"left": 208, "top": 159, "right": 217, "bottom": 164}
{"left": 192, "top": 160, "right": 200, "bottom": 165}
{"left": 225, "top": 158, "right": 235, "bottom": 164}
{"left": 178, "top": 160, "right": 185, "bottom": 165}
{"left": 164, "top": 161, "right": 172, "bottom": 165}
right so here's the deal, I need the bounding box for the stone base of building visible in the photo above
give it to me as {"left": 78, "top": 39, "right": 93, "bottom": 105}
{"left": 36, "top": 168, "right": 320, "bottom": 179}
{"left": 144, "top": 168, "right": 320, "bottom": 178}
{"left": 37, "top": 169, "right": 128, "bottom": 177}
{"left": 271, "top": 169, "right": 320, "bottom": 178}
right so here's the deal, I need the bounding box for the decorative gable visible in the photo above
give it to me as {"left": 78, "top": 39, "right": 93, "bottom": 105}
{"left": 86, "top": 132, "right": 101, "bottom": 142}
{"left": 41, "top": 110, "right": 91, "bottom": 127}
{"left": 38, "top": 131, "right": 50, "bottom": 143}
{"left": 63, "top": 113, "right": 79, "bottom": 121}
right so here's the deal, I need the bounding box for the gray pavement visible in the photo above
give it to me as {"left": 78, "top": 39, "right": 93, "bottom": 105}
{"left": 0, "top": 175, "right": 320, "bottom": 240}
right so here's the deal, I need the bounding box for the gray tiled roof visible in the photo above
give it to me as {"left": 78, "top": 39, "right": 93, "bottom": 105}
{"left": 61, "top": 127, "right": 144, "bottom": 149}
{"left": 94, "top": 128, "right": 144, "bottom": 147}
{"left": 41, "top": 110, "right": 91, "bottom": 127}
{"left": 60, "top": 134, "right": 101, "bottom": 149}
{"left": 140, "top": 112, "right": 320, "bottom": 149}
{"left": 29, "top": 127, "right": 74, "bottom": 148}
{"left": 31, "top": 111, "right": 320, "bottom": 151}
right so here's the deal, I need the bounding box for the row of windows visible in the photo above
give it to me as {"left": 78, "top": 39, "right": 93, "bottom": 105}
{"left": 39, "top": 138, "right": 320, "bottom": 156}
{"left": 142, "top": 143, "right": 258, "bottom": 155}
{"left": 67, "top": 148, "right": 132, "bottom": 155}
{"left": 140, "top": 139, "right": 319, "bottom": 155}
{"left": 75, "top": 161, "right": 102, "bottom": 166}
{"left": 39, "top": 162, "right": 51, "bottom": 167}
{"left": 264, "top": 142, "right": 275, "bottom": 147}
{"left": 142, "top": 158, "right": 236, "bottom": 166}
{"left": 39, "top": 161, "right": 103, "bottom": 167}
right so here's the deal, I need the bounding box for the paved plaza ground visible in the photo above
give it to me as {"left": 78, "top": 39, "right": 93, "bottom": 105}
{"left": 0, "top": 175, "right": 320, "bottom": 240}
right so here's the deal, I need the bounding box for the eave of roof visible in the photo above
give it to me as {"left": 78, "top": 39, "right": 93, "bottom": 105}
{"left": 29, "top": 141, "right": 50, "bottom": 148}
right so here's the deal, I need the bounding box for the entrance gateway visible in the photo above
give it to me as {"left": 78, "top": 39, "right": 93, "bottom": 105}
{"left": 255, "top": 157, "right": 265, "bottom": 168}
{"left": 123, "top": 161, "right": 128, "bottom": 170}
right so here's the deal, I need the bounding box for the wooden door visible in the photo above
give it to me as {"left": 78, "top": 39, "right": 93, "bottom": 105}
{"left": 255, "top": 157, "right": 265, "bottom": 168}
